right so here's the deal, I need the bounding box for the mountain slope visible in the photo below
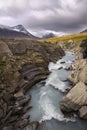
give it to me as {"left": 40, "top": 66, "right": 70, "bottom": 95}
{"left": 81, "top": 29, "right": 87, "bottom": 33}
{"left": 42, "top": 33, "right": 55, "bottom": 39}
{"left": 0, "top": 24, "right": 38, "bottom": 39}
{"left": 11, "top": 25, "right": 29, "bottom": 34}
{"left": 39, "top": 32, "right": 87, "bottom": 43}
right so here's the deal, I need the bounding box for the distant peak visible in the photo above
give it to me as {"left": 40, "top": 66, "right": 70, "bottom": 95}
{"left": 11, "top": 24, "right": 29, "bottom": 34}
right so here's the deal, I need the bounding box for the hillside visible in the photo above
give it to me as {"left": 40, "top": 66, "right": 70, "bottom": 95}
{"left": 0, "top": 38, "right": 64, "bottom": 130}
{"left": 39, "top": 32, "right": 87, "bottom": 43}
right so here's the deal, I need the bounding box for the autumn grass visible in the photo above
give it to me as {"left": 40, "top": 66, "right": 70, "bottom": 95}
{"left": 39, "top": 32, "right": 87, "bottom": 43}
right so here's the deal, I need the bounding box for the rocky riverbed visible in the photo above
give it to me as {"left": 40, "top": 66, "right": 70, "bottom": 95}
{"left": 0, "top": 38, "right": 87, "bottom": 130}
{"left": 0, "top": 39, "right": 64, "bottom": 130}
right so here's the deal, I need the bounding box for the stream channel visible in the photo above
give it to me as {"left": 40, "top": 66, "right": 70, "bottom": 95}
{"left": 27, "top": 51, "right": 87, "bottom": 130}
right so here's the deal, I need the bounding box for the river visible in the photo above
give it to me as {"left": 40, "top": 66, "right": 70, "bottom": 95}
{"left": 27, "top": 51, "right": 87, "bottom": 130}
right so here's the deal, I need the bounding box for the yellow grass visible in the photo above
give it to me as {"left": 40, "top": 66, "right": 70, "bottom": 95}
{"left": 39, "top": 32, "right": 87, "bottom": 43}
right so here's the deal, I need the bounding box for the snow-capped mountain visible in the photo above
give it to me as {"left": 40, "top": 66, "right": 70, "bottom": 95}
{"left": 11, "top": 25, "right": 29, "bottom": 34}
{"left": 0, "top": 24, "right": 38, "bottom": 39}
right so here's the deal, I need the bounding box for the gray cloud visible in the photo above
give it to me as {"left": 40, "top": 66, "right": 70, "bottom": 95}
{"left": 0, "top": 0, "right": 87, "bottom": 36}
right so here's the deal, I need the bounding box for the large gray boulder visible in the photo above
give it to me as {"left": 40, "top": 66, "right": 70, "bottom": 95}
{"left": 60, "top": 82, "right": 87, "bottom": 112}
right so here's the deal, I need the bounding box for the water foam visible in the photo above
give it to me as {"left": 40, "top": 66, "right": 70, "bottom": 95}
{"left": 45, "top": 71, "right": 69, "bottom": 92}
{"left": 39, "top": 89, "right": 76, "bottom": 123}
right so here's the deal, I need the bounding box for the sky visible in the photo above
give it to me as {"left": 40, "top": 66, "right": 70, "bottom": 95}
{"left": 0, "top": 0, "right": 87, "bottom": 37}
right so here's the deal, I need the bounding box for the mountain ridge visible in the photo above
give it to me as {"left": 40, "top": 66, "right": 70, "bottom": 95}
{"left": 0, "top": 24, "right": 38, "bottom": 39}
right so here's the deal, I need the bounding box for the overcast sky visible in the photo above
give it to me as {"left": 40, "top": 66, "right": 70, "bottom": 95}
{"left": 0, "top": 0, "right": 87, "bottom": 37}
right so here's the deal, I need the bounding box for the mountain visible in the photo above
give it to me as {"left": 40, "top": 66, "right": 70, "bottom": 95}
{"left": 0, "top": 24, "right": 38, "bottom": 39}
{"left": 11, "top": 25, "right": 29, "bottom": 34}
{"left": 42, "top": 33, "right": 55, "bottom": 39}
{"left": 81, "top": 29, "right": 87, "bottom": 33}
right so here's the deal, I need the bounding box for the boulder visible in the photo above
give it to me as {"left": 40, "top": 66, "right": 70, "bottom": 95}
{"left": 25, "top": 122, "right": 41, "bottom": 130}
{"left": 60, "top": 82, "right": 87, "bottom": 112}
{"left": 79, "top": 106, "right": 87, "bottom": 119}
{"left": 68, "top": 59, "right": 87, "bottom": 84}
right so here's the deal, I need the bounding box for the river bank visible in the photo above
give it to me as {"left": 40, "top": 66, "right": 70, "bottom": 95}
{"left": 26, "top": 51, "right": 87, "bottom": 130}
{"left": 0, "top": 38, "right": 87, "bottom": 130}
{"left": 0, "top": 39, "right": 64, "bottom": 130}
{"left": 60, "top": 39, "right": 87, "bottom": 119}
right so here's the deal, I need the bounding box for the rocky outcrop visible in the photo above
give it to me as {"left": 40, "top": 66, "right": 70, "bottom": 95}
{"left": 60, "top": 39, "right": 87, "bottom": 119}
{"left": 0, "top": 39, "right": 64, "bottom": 130}
{"left": 0, "top": 41, "right": 12, "bottom": 55}
{"left": 68, "top": 59, "right": 87, "bottom": 84}
{"left": 60, "top": 82, "right": 87, "bottom": 112}
{"left": 79, "top": 106, "right": 87, "bottom": 119}
{"left": 80, "top": 39, "right": 87, "bottom": 58}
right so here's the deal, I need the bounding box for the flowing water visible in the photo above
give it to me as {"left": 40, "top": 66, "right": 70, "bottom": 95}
{"left": 27, "top": 51, "right": 87, "bottom": 130}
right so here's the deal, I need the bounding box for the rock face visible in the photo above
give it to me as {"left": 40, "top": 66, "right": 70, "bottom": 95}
{"left": 79, "top": 106, "right": 87, "bottom": 119}
{"left": 68, "top": 59, "right": 87, "bottom": 84}
{"left": 0, "top": 39, "right": 64, "bottom": 130}
{"left": 0, "top": 41, "right": 12, "bottom": 55}
{"left": 60, "top": 39, "right": 87, "bottom": 119}
{"left": 80, "top": 39, "right": 87, "bottom": 58}
{"left": 60, "top": 82, "right": 87, "bottom": 112}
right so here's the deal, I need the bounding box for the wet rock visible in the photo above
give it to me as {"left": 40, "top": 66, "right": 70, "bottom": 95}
{"left": 64, "top": 66, "right": 71, "bottom": 71}
{"left": 79, "top": 106, "right": 87, "bottom": 119}
{"left": 2, "top": 126, "right": 13, "bottom": 130}
{"left": 22, "top": 106, "right": 32, "bottom": 114}
{"left": 7, "top": 115, "right": 18, "bottom": 124}
{"left": 15, "top": 118, "right": 29, "bottom": 129}
{"left": 60, "top": 61, "right": 65, "bottom": 64}
{"left": 25, "top": 122, "right": 41, "bottom": 130}
{"left": 16, "top": 95, "right": 31, "bottom": 106}
{"left": 58, "top": 67, "right": 63, "bottom": 70}
{"left": 13, "top": 105, "right": 23, "bottom": 114}
{"left": 60, "top": 82, "right": 87, "bottom": 112}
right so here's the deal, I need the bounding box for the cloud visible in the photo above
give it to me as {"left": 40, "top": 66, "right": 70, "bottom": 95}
{"left": 0, "top": 0, "right": 87, "bottom": 36}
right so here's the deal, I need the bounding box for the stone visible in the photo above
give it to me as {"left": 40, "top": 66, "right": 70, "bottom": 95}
{"left": 79, "top": 106, "right": 87, "bottom": 119}
{"left": 22, "top": 106, "right": 32, "bottom": 114}
{"left": 60, "top": 82, "right": 87, "bottom": 112}
{"left": 14, "top": 90, "right": 24, "bottom": 98}
{"left": 2, "top": 126, "right": 13, "bottom": 130}
{"left": 16, "top": 118, "right": 29, "bottom": 129}
{"left": 16, "top": 95, "right": 31, "bottom": 106}
{"left": 80, "top": 39, "right": 87, "bottom": 58}
{"left": 68, "top": 59, "right": 87, "bottom": 84}
{"left": 0, "top": 108, "right": 3, "bottom": 119}
{"left": 79, "top": 65, "right": 87, "bottom": 84}
{"left": 25, "top": 122, "right": 41, "bottom": 130}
